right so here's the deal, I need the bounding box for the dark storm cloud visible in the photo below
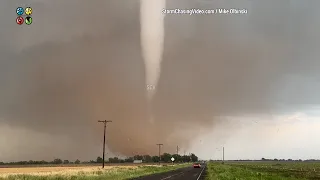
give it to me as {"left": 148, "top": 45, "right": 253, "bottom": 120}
{"left": 0, "top": 0, "right": 320, "bottom": 160}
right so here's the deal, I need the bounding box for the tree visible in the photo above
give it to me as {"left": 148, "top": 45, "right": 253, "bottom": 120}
{"left": 182, "top": 155, "right": 191, "bottom": 162}
{"left": 125, "top": 157, "right": 133, "bottom": 162}
{"left": 0, "top": 152, "right": 202, "bottom": 165}
{"left": 53, "top": 158, "right": 63, "bottom": 164}
{"left": 161, "top": 153, "right": 172, "bottom": 163}
{"left": 143, "top": 155, "right": 152, "bottom": 163}
{"left": 96, "top": 156, "right": 103, "bottom": 163}
{"left": 152, "top": 156, "right": 160, "bottom": 162}
{"left": 17, "top": 161, "right": 27, "bottom": 165}
{"left": 134, "top": 155, "right": 143, "bottom": 160}
{"left": 63, "top": 160, "right": 69, "bottom": 164}
{"left": 172, "top": 154, "right": 182, "bottom": 162}
{"left": 109, "top": 157, "right": 120, "bottom": 163}
{"left": 190, "top": 153, "right": 198, "bottom": 162}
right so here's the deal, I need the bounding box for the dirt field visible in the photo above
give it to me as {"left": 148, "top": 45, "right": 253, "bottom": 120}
{"left": 0, "top": 163, "right": 189, "bottom": 180}
{"left": 0, "top": 165, "right": 137, "bottom": 177}
{"left": 0, "top": 163, "right": 172, "bottom": 177}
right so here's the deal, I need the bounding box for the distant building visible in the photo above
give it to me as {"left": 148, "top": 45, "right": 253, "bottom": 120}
{"left": 133, "top": 160, "right": 142, "bottom": 163}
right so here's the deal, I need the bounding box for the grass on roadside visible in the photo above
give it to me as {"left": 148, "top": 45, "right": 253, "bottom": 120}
{"left": 205, "top": 163, "right": 308, "bottom": 180}
{"left": 0, "top": 163, "right": 191, "bottom": 180}
{"left": 229, "top": 162, "right": 320, "bottom": 179}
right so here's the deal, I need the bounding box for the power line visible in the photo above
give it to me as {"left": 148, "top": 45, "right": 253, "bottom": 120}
{"left": 156, "top": 144, "right": 163, "bottom": 165}
{"left": 98, "top": 120, "right": 112, "bottom": 168}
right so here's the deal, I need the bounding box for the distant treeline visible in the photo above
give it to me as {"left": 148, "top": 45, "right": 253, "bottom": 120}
{"left": 210, "top": 158, "right": 320, "bottom": 162}
{"left": 0, "top": 153, "right": 198, "bottom": 165}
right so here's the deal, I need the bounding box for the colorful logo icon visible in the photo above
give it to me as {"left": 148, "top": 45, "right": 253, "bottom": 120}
{"left": 16, "top": 7, "right": 24, "bottom": 16}
{"left": 25, "top": 16, "right": 32, "bottom": 25}
{"left": 25, "top": 7, "right": 32, "bottom": 16}
{"left": 16, "top": 16, "right": 24, "bottom": 25}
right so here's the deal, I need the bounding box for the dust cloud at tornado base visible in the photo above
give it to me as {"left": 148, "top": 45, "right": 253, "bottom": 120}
{"left": 0, "top": 0, "right": 320, "bottom": 161}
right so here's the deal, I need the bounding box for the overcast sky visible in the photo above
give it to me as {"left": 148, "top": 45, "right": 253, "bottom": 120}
{"left": 0, "top": 0, "right": 320, "bottom": 162}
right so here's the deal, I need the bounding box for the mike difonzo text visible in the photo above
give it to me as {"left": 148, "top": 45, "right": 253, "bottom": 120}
{"left": 216, "top": 8, "right": 248, "bottom": 14}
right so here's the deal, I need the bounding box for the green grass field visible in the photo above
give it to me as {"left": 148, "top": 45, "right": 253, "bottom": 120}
{"left": 206, "top": 161, "right": 320, "bottom": 180}
{"left": 0, "top": 163, "right": 190, "bottom": 180}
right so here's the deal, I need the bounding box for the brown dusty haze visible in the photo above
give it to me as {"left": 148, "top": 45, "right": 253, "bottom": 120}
{"left": 0, "top": 0, "right": 320, "bottom": 161}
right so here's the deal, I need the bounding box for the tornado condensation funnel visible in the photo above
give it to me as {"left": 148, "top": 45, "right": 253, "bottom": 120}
{"left": 140, "top": 0, "right": 166, "bottom": 99}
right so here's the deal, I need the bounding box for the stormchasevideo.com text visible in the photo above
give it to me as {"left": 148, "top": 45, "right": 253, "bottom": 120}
{"left": 162, "top": 8, "right": 248, "bottom": 15}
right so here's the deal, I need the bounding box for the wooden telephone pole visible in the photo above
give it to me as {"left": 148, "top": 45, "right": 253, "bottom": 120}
{"left": 98, "top": 120, "right": 112, "bottom": 168}
{"left": 156, "top": 144, "right": 163, "bottom": 165}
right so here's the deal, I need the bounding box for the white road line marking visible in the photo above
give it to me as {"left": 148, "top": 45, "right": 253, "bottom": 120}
{"left": 160, "top": 172, "right": 184, "bottom": 180}
{"left": 196, "top": 165, "right": 206, "bottom": 180}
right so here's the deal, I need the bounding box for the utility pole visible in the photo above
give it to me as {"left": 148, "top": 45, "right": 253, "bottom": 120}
{"left": 176, "top": 145, "right": 179, "bottom": 155}
{"left": 98, "top": 120, "right": 112, "bottom": 168}
{"left": 223, "top": 147, "right": 225, "bottom": 162}
{"left": 156, "top": 144, "right": 163, "bottom": 165}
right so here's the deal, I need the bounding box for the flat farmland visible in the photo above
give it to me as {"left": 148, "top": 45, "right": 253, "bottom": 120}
{"left": 0, "top": 163, "right": 189, "bottom": 180}
{"left": 0, "top": 166, "right": 111, "bottom": 176}
{"left": 0, "top": 163, "right": 170, "bottom": 168}
{"left": 206, "top": 161, "right": 320, "bottom": 180}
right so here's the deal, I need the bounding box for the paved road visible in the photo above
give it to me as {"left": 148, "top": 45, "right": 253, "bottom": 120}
{"left": 132, "top": 164, "right": 206, "bottom": 180}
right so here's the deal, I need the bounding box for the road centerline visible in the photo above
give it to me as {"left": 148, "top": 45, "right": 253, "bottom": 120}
{"left": 196, "top": 165, "right": 206, "bottom": 180}
{"left": 160, "top": 171, "right": 185, "bottom": 180}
